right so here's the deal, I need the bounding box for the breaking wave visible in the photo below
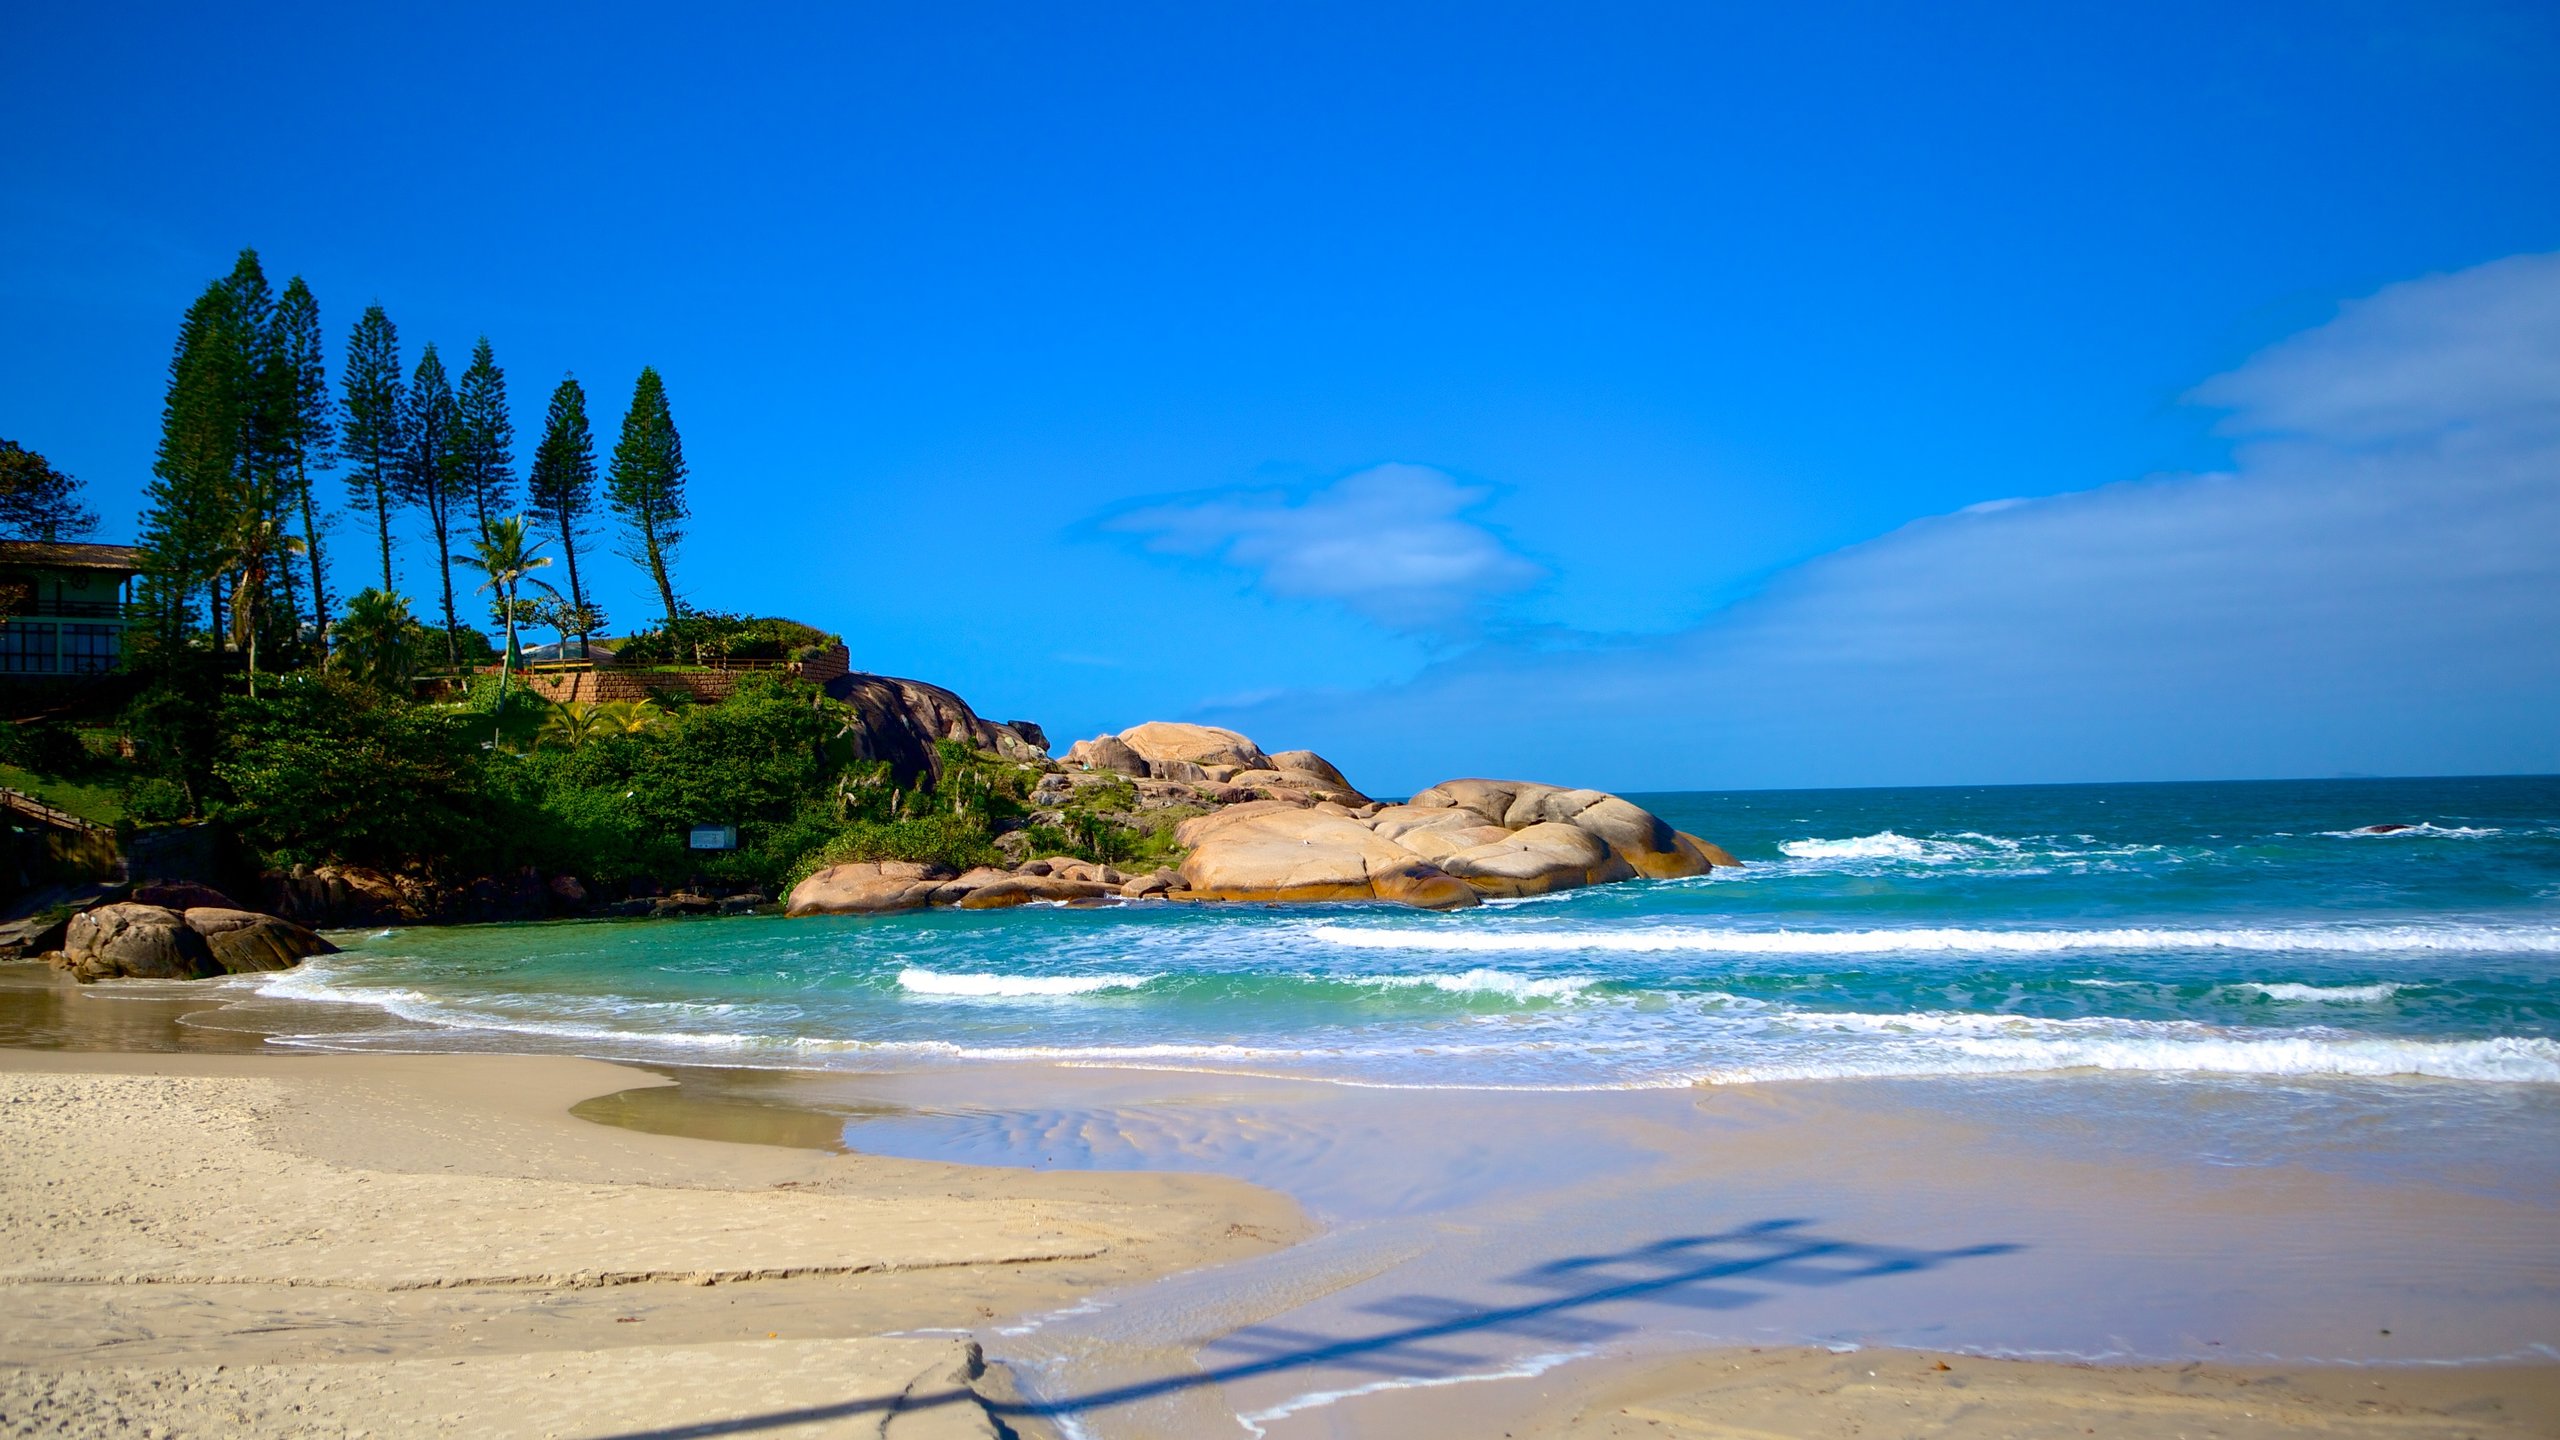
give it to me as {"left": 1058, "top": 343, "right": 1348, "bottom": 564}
{"left": 899, "top": 968, "right": 1155, "bottom": 998}
{"left": 2230, "top": 981, "right": 2410, "bottom": 1003}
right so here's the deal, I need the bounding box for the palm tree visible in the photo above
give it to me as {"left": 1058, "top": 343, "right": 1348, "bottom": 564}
{"left": 227, "top": 510, "right": 307, "bottom": 698}
{"left": 538, "top": 699, "right": 605, "bottom": 749}
{"left": 333, "top": 588, "right": 418, "bottom": 692}
{"left": 456, "top": 515, "right": 554, "bottom": 699}
{"left": 593, "top": 698, "right": 664, "bottom": 736}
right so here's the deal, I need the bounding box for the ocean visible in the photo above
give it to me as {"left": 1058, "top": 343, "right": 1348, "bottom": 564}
{"left": 260, "top": 775, "right": 2560, "bottom": 1094}
{"left": 211, "top": 775, "right": 2560, "bottom": 1427}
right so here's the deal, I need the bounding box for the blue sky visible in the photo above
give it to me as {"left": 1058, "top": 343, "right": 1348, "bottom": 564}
{"left": 4, "top": 1, "right": 2556, "bottom": 791}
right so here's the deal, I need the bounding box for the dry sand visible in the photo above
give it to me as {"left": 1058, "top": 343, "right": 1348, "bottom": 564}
{"left": 0, "top": 1047, "right": 1302, "bottom": 1438}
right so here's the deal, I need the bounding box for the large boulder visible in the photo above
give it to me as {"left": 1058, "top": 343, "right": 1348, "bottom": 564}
{"left": 1404, "top": 779, "right": 1726, "bottom": 881}
{"left": 1063, "top": 734, "right": 1148, "bottom": 777}
{"left": 181, "top": 908, "right": 339, "bottom": 974}
{"left": 1227, "top": 768, "right": 1373, "bottom": 807}
{"left": 1176, "top": 804, "right": 1479, "bottom": 910}
{"left": 1266, "top": 750, "right": 1351, "bottom": 789}
{"left": 1116, "top": 722, "right": 1271, "bottom": 773}
{"left": 1435, "top": 821, "right": 1635, "bottom": 897}
{"left": 784, "top": 861, "right": 955, "bottom": 917}
{"left": 955, "top": 875, "right": 1115, "bottom": 909}
{"left": 54, "top": 904, "right": 216, "bottom": 982}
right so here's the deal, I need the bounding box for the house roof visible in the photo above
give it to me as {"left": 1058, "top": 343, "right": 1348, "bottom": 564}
{"left": 0, "top": 540, "right": 145, "bottom": 573}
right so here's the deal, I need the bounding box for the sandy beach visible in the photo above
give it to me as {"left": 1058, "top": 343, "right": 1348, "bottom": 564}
{"left": 3, "top": 962, "right": 2555, "bottom": 1438}
{"left": 0, "top": 1007, "right": 1301, "bottom": 1438}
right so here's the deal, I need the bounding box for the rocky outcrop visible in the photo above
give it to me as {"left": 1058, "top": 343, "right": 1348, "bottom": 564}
{"left": 1168, "top": 777, "right": 1732, "bottom": 909}
{"left": 54, "top": 904, "right": 214, "bottom": 981}
{"left": 790, "top": 719, "right": 1739, "bottom": 917}
{"left": 783, "top": 861, "right": 955, "bottom": 917}
{"left": 1174, "top": 803, "right": 1480, "bottom": 909}
{"left": 1064, "top": 725, "right": 1369, "bottom": 805}
{"left": 825, "top": 674, "right": 1049, "bottom": 784}
{"left": 1062, "top": 734, "right": 1147, "bottom": 777}
{"left": 50, "top": 902, "right": 340, "bottom": 982}
{"left": 178, "top": 908, "right": 338, "bottom": 974}
{"left": 264, "top": 864, "right": 433, "bottom": 927}
{"left": 1115, "top": 722, "right": 1271, "bottom": 774}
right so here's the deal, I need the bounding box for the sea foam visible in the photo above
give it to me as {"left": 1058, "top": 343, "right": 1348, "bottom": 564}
{"left": 1358, "top": 970, "right": 1593, "bottom": 1001}
{"left": 897, "top": 968, "right": 1154, "bottom": 998}
{"left": 2230, "top": 981, "right": 2410, "bottom": 1003}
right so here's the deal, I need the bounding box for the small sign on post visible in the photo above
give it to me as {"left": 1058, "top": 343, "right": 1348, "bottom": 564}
{"left": 689, "top": 824, "right": 739, "bottom": 851}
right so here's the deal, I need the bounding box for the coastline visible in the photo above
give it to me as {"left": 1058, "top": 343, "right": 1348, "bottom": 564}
{"left": 0, "top": 964, "right": 1305, "bottom": 1438}
{"left": 7, "top": 957, "right": 2555, "bottom": 1437}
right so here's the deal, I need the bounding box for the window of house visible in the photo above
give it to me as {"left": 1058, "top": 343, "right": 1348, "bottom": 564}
{"left": 63, "top": 624, "right": 118, "bottom": 673}
{"left": 0, "top": 623, "right": 59, "bottom": 673}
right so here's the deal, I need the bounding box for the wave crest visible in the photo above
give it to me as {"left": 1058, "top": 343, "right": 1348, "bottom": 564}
{"left": 897, "top": 968, "right": 1154, "bottom": 998}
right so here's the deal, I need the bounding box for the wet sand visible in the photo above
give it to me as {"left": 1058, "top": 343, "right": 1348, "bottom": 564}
{"left": 3, "top": 960, "right": 2554, "bottom": 1438}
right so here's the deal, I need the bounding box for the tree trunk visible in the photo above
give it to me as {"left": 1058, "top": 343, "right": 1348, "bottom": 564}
{"left": 560, "top": 519, "right": 587, "bottom": 660}
{"left": 374, "top": 469, "right": 396, "bottom": 593}
{"left": 300, "top": 458, "right": 330, "bottom": 652}
{"left": 431, "top": 506, "right": 460, "bottom": 668}
{"left": 644, "top": 527, "right": 678, "bottom": 635}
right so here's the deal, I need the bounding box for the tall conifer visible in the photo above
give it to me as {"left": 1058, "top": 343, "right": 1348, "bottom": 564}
{"left": 400, "top": 344, "right": 465, "bottom": 666}
{"left": 606, "top": 367, "right": 688, "bottom": 632}
{"left": 526, "top": 375, "right": 598, "bottom": 658}
{"left": 454, "top": 337, "right": 514, "bottom": 541}
{"left": 338, "top": 306, "right": 406, "bottom": 592}
{"left": 273, "top": 277, "right": 334, "bottom": 646}
{"left": 141, "top": 281, "right": 245, "bottom": 640}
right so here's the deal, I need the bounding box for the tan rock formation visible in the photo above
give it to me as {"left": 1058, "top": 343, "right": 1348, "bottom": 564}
{"left": 1116, "top": 722, "right": 1271, "bottom": 772}
{"left": 55, "top": 904, "right": 216, "bottom": 982}
{"left": 783, "top": 861, "right": 954, "bottom": 917}
{"left": 180, "top": 909, "right": 338, "bottom": 974}
{"left": 1063, "top": 734, "right": 1148, "bottom": 777}
{"left": 1266, "top": 750, "right": 1351, "bottom": 788}
{"left": 955, "top": 875, "right": 1115, "bottom": 909}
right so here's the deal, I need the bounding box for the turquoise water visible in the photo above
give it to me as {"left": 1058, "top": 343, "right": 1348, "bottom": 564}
{"left": 268, "top": 775, "right": 2560, "bottom": 1093}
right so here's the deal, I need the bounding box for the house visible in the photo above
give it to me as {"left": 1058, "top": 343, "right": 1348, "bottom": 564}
{"left": 0, "top": 541, "right": 143, "bottom": 678}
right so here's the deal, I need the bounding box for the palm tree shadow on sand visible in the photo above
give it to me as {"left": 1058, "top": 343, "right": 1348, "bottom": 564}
{"left": 594, "top": 1216, "right": 2023, "bottom": 1438}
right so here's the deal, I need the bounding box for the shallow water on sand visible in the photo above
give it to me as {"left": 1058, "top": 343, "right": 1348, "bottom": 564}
{"left": 179, "top": 775, "right": 2560, "bottom": 1435}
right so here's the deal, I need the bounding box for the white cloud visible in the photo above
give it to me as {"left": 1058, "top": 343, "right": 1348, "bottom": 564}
{"left": 1109, "top": 463, "right": 1542, "bottom": 628}
{"left": 1207, "top": 253, "right": 2560, "bottom": 791}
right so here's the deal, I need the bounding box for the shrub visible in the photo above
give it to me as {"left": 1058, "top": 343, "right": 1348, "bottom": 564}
{"left": 0, "top": 719, "right": 94, "bottom": 777}
{"left": 121, "top": 776, "right": 190, "bottom": 825}
{"left": 784, "top": 815, "right": 1004, "bottom": 889}
{"left": 212, "top": 672, "right": 502, "bottom": 873}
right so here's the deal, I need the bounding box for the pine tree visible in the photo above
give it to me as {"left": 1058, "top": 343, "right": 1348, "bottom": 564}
{"left": 338, "top": 306, "right": 406, "bottom": 593}
{"left": 399, "top": 343, "right": 465, "bottom": 667}
{"left": 273, "top": 277, "right": 334, "bottom": 648}
{"left": 140, "top": 281, "right": 246, "bottom": 641}
{"left": 215, "top": 250, "right": 298, "bottom": 664}
{"left": 606, "top": 367, "right": 688, "bottom": 632}
{"left": 525, "top": 375, "right": 599, "bottom": 659}
{"left": 453, "top": 337, "right": 514, "bottom": 542}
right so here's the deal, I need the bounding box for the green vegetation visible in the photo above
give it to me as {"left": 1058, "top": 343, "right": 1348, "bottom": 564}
{"left": 0, "top": 440, "right": 98, "bottom": 542}
{"left": 607, "top": 367, "right": 688, "bottom": 632}
{"left": 2, "top": 246, "right": 1196, "bottom": 910}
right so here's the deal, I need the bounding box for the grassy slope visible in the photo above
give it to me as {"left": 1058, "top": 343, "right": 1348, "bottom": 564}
{"left": 0, "top": 764, "right": 125, "bottom": 826}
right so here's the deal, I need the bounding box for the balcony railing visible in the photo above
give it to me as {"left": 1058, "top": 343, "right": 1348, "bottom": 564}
{"left": 4, "top": 599, "right": 128, "bottom": 620}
